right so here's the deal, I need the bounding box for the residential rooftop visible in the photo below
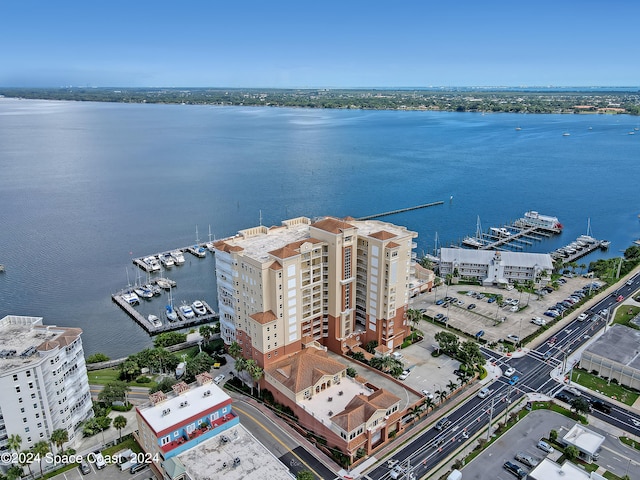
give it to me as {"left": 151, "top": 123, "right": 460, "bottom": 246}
{"left": 0, "top": 315, "right": 82, "bottom": 370}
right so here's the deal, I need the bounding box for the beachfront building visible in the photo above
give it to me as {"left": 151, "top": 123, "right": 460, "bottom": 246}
{"left": 438, "top": 248, "right": 553, "bottom": 287}
{"left": 135, "top": 373, "right": 239, "bottom": 476}
{"left": 579, "top": 324, "right": 640, "bottom": 391}
{"left": 0, "top": 316, "right": 93, "bottom": 457}
{"left": 214, "top": 216, "right": 418, "bottom": 367}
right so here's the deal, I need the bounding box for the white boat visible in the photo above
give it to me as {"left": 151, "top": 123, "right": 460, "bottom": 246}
{"left": 171, "top": 250, "right": 186, "bottom": 265}
{"left": 165, "top": 286, "right": 178, "bottom": 322}
{"left": 144, "top": 283, "right": 162, "bottom": 296}
{"left": 180, "top": 304, "right": 195, "bottom": 319}
{"left": 0, "top": 264, "right": 4, "bottom": 272}
{"left": 522, "top": 211, "right": 563, "bottom": 231}
{"left": 463, "top": 236, "right": 484, "bottom": 248}
{"left": 563, "top": 132, "right": 570, "bottom": 136}
{"left": 490, "top": 227, "right": 511, "bottom": 237}
{"left": 206, "top": 225, "right": 216, "bottom": 252}
{"left": 121, "top": 292, "right": 140, "bottom": 305}
{"left": 192, "top": 300, "right": 207, "bottom": 316}
{"left": 600, "top": 240, "right": 611, "bottom": 249}
{"left": 143, "top": 256, "right": 161, "bottom": 272}
{"left": 160, "top": 253, "right": 175, "bottom": 268}
{"left": 156, "top": 277, "right": 176, "bottom": 290}
{"left": 148, "top": 314, "right": 162, "bottom": 328}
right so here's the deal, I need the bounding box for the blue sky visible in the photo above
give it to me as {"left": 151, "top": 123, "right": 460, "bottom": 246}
{"left": 2, "top": 1, "right": 638, "bottom": 88}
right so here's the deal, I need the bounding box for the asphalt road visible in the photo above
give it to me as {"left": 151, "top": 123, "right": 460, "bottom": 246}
{"left": 367, "top": 273, "right": 640, "bottom": 480}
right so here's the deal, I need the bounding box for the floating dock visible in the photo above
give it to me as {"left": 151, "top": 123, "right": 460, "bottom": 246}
{"left": 550, "top": 237, "right": 609, "bottom": 264}
{"left": 111, "top": 293, "right": 219, "bottom": 335}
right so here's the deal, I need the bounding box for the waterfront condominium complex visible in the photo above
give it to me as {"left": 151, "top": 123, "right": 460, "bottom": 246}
{"left": 0, "top": 316, "right": 93, "bottom": 455}
{"left": 214, "top": 216, "right": 418, "bottom": 368}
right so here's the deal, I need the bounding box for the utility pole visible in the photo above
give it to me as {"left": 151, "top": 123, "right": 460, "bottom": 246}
{"left": 486, "top": 396, "right": 496, "bottom": 441}
{"left": 504, "top": 385, "right": 513, "bottom": 425}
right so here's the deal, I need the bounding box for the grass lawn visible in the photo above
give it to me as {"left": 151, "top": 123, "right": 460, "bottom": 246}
{"left": 612, "top": 305, "right": 640, "bottom": 330}
{"left": 571, "top": 368, "right": 639, "bottom": 406}
{"left": 603, "top": 471, "right": 627, "bottom": 480}
{"left": 87, "top": 368, "right": 121, "bottom": 385}
{"left": 620, "top": 436, "right": 640, "bottom": 451}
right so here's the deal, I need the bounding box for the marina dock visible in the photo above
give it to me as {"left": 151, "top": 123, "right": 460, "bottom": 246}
{"left": 111, "top": 293, "right": 219, "bottom": 335}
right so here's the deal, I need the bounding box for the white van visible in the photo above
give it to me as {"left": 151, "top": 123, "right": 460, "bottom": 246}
{"left": 94, "top": 452, "right": 106, "bottom": 470}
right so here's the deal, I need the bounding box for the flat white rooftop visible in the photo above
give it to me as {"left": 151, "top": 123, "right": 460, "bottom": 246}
{"left": 176, "top": 423, "right": 292, "bottom": 480}
{"left": 562, "top": 424, "right": 605, "bottom": 455}
{"left": 138, "top": 382, "right": 230, "bottom": 433}
{"left": 529, "top": 458, "right": 590, "bottom": 480}
{"left": 0, "top": 316, "right": 67, "bottom": 370}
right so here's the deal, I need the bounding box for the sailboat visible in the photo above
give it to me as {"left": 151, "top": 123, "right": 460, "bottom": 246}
{"left": 165, "top": 285, "right": 178, "bottom": 322}
{"left": 463, "top": 216, "right": 485, "bottom": 248}
{"left": 192, "top": 225, "right": 206, "bottom": 258}
{"left": 121, "top": 267, "right": 140, "bottom": 305}
{"left": 206, "top": 225, "right": 216, "bottom": 252}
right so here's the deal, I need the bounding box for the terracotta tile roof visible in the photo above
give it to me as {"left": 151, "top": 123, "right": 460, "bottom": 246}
{"left": 369, "top": 230, "right": 397, "bottom": 240}
{"left": 37, "top": 340, "right": 59, "bottom": 352}
{"left": 54, "top": 327, "right": 82, "bottom": 346}
{"left": 386, "top": 241, "right": 400, "bottom": 248}
{"left": 265, "top": 348, "right": 346, "bottom": 394}
{"left": 250, "top": 310, "right": 277, "bottom": 325}
{"left": 312, "top": 217, "right": 355, "bottom": 234}
{"left": 374, "top": 344, "right": 391, "bottom": 354}
{"left": 332, "top": 389, "right": 400, "bottom": 432}
{"left": 269, "top": 245, "right": 299, "bottom": 259}
{"left": 269, "top": 260, "right": 283, "bottom": 270}
{"left": 214, "top": 240, "right": 244, "bottom": 253}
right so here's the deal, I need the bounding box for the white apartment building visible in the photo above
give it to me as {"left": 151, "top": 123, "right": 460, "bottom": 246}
{"left": 214, "top": 216, "right": 417, "bottom": 367}
{"left": 0, "top": 316, "right": 93, "bottom": 455}
{"left": 439, "top": 248, "right": 553, "bottom": 286}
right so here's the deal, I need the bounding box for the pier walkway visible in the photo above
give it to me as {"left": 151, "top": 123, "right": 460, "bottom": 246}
{"left": 357, "top": 200, "right": 444, "bottom": 220}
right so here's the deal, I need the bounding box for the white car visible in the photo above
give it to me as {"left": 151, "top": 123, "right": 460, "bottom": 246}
{"left": 421, "top": 389, "right": 434, "bottom": 399}
{"left": 390, "top": 465, "right": 406, "bottom": 479}
{"left": 477, "top": 387, "right": 491, "bottom": 399}
{"left": 504, "top": 367, "right": 516, "bottom": 377}
{"left": 398, "top": 370, "right": 411, "bottom": 380}
{"left": 507, "top": 334, "right": 520, "bottom": 343}
{"left": 566, "top": 386, "right": 582, "bottom": 397}
{"left": 531, "top": 317, "right": 546, "bottom": 326}
{"left": 577, "top": 313, "right": 588, "bottom": 321}
{"left": 214, "top": 374, "right": 225, "bottom": 385}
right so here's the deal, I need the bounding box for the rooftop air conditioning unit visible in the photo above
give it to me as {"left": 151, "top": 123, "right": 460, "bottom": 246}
{"left": 162, "top": 409, "right": 170, "bottom": 416}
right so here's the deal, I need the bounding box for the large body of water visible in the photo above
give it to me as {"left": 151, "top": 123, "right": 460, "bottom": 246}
{"left": 1, "top": 98, "right": 639, "bottom": 358}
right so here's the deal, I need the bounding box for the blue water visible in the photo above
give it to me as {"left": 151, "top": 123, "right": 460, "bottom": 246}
{"left": 1, "top": 99, "right": 639, "bottom": 358}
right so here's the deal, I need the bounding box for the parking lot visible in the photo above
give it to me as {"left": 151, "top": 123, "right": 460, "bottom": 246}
{"left": 48, "top": 460, "right": 155, "bottom": 480}
{"left": 460, "top": 409, "right": 640, "bottom": 480}
{"left": 411, "top": 276, "right": 596, "bottom": 346}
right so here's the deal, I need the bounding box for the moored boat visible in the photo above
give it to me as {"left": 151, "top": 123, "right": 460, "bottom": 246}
{"left": 522, "top": 211, "right": 563, "bottom": 231}
{"left": 192, "top": 300, "right": 207, "bottom": 316}
{"left": 180, "top": 304, "right": 195, "bottom": 319}
{"left": 122, "top": 292, "right": 140, "bottom": 305}
{"left": 148, "top": 314, "right": 162, "bottom": 328}
{"left": 160, "top": 253, "right": 175, "bottom": 268}
{"left": 171, "top": 250, "right": 186, "bottom": 265}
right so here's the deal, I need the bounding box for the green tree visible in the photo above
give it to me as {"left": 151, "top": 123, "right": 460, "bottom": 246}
{"left": 50, "top": 428, "right": 68, "bottom": 454}
{"left": 199, "top": 324, "right": 215, "bottom": 345}
{"left": 228, "top": 341, "right": 242, "bottom": 359}
{"left": 434, "top": 331, "right": 460, "bottom": 356}
{"left": 150, "top": 376, "right": 177, "bottom": 394}
{"left": 86, "top": 353, "right": 110, "bottom": 363}
{"left": 119, "top": 358, "right": 141, "bottom": 381}
{"left": 436, "top": 389, "right": 448, "bottom": 405}
{"left": 364, "top": 340, "right": 379, "bottom": 354}
{"left": 32, "top": 441, "right": 50, "bottom": 477}
{"left": 350, "top": 351, "right": 366, "bottom": 362}
{"left": 7, "top": 434, "right": 22, "bottom": 459}
{"left": 570, "top": 397, "right": 591, "bottom": 418}
{"left": 185, "top": 351, "right": 214, "bottom": 382}
{"left": 423, "top": 396, "right": 436, "bottom": 415}
{"left": 459, "top": 341, "right": 486, "bottom": 367}
{"left": 447, "top": 380, "right": 458, "bottom": 395}
{"left": 346, "top": 367, "right": 357, "bottom": 377}
{"left": 18, "top": 449, "right": 34, "bottom": 478}
{"left": 6, "top": 465, "right": 23, "bottom": 480}
{"left": 113, "top": 415, "right": 127, "bottom": 441}
{"left": 564, "top": 445, "right": 580, "bottom": 461}
{"left": 246, "top": 359, "right": 264, "bottom": 396}
{"left": 296, "top": 471, "right": 314, "bottom": 480}
{"left": 549, "top": 429, "right": 558, "bottom": 442}
{"left": 98, "top": 381, "right": 130, "bottom": 405}
{"left": 153, "top": 331, "right": 187, "bottom": 348}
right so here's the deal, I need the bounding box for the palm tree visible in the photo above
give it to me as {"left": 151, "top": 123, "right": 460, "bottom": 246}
{"left": 410, "top": 404, "right": 423, "bottom": 420}
{"left": 50, "top": 428, "right": 68, "bottom": 454}
{"left": 7, "top": 434, "right": 22, "bottom": 460}
{"left": 6, "top": 465, "right": 23, "bottom": 480}
{"left": 245, "top": 359, "right": 263, "bottom": 396}
{"left": 436, "top": 389, "right": 447, "bottom": 405}
{"left": 19, "top": 449, "right": 34, "bottom": 478}
{"left": 228, "top": 341, "right": 242, "bottom": 359}
{"left": 234, "top": 357, "right": 247, "bottom": 384}
{"left": 113, "top": 415, "right": 127, "bottom": 442}
{"left": 447, "top": 380, "right": 458, "bottom": 395}
{"left": 32, "top": 441, "right": 50, "bottom": 477}
{"left": 423, "top": 396, "right": 436, "bottom": 415}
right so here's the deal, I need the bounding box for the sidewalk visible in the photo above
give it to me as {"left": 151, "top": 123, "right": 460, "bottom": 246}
{"left": 74, "top": 407, "right": 139, "bottom": 456}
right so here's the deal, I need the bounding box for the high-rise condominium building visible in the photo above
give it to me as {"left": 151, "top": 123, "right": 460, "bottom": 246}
{"left": 0, "top": 316, "right": 93, "bottom": 455}
{"left": 214, "top": 216, "right": 417, "bottom": 367}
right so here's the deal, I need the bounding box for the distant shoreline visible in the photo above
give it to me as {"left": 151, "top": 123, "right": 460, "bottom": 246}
{"left": 1, "top": 87, "right": 639, "bottom": 115}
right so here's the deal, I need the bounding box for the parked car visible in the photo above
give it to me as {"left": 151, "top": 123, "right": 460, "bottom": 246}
{"left": 435, "top": 417, "right": 451, "bottom": 430}
{"left": 79, "top": 459, "right": 91, "bottom": 475}
{"left": 544, "top": 310, "right": 559, "bottom": 318}
{"left": 468, "top": 303, "right": 477, "bottom": 310}
{"left": 130, "top": 462, "right": 147, "bottom": 474}
{"left": 214, "top": 374, "right": 225, "bottom": 384}
{"left": 487, "top": 296, "right": 496, "bottom": 303}
{"left": 507, "top": 334, "right": 520, "bottom": 343}
{"left": 398, "top": 370, "right": 411, "bottom": 380}
{"left": 435, "top": 313, "right": 444, "bottom": 320}
{"left": 421, "top": 389, "right": 434, "bottom": 399}
{"left": 531, "top": 317, "right": 546, "bottom": 326}
{"left": 94, "top": 453, "right": 106, "bottom": 470}
{"left": 537, "top": 440, "right": 555, "bottom": 453}
{"left": 515, "top": 452, "right": 539, "bottom": 468}
{"left": 503, "top": 461, "right": 527, "bottom": 479}
{"left": 475, "top": 330, "right": 484, "bottom": 338}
